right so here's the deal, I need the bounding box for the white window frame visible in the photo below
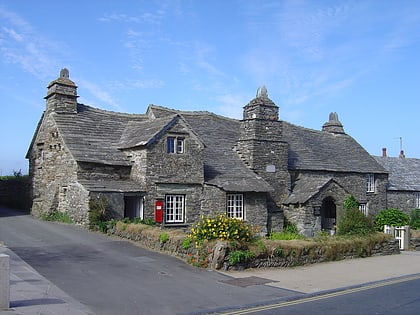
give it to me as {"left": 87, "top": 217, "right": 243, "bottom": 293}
{"left": 227, "top": 194, "right": 244, "bottom": 220}
{"left": 167, "top": 136, "right": 184, "bottom": 154}
{"left": 165, "top": 194, "right": 185, "bottom": 223}
{"left": 359, "top": 203, "right": 368, "bottom": 216}
{"left": 366, "top": 174, "right": 375, "bottom": 193}
{"left": 416, "top": 192, "right": 420, "bottom": 209}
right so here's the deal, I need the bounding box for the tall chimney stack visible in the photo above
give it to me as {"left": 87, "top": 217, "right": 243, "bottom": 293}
{"left": 382, "top": 148, "right": 387, "bottom": 157}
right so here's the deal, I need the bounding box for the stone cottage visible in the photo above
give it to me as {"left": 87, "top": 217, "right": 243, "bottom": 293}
{"left": 374, "top": 149, "right": 420, "bottom": 214}
{"left": 26, "top": 69, "right": 388, "bottom": 236}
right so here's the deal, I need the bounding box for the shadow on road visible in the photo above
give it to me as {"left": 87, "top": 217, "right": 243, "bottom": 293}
{"left": 0, "top": 206, "right": 30, "bottom": 217}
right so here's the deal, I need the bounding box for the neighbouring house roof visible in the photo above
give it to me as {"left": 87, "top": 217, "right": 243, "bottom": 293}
{"left": 373, "top": 156, "right": 420, "bottom": 191}
{"left": 283, "top": 176, "right": 335, "bottom": 204}
{"left": 283, "top": 122, "right": 387, "bottom": 174}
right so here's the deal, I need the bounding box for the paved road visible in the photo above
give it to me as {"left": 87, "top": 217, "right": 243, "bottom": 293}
{"left": 216, "top": 275, "right": 420, "bottom": 314}
{"left": 0, "top": 207, "right": 297, "bottom": 315}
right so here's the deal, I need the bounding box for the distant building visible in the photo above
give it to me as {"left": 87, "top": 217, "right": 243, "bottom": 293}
{"left": 27, "top": 69, "right": 389, "bottom": 236}
{"left": 374, "top": 148, "right": 420, "bottom": 213}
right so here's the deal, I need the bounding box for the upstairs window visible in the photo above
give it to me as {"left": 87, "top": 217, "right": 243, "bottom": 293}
{"left": 167, "top": 137, "right": 184, "bottom": 154}
{"left": 366, "top": 174, "right": 375, "bottom": 193}
{"left": 227, "top": 194, "right": 244, "bottom": 220}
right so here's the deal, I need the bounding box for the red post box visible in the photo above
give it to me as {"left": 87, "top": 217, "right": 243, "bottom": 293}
{"left": 154, "top": 200, "right": 163, "bottom": 223}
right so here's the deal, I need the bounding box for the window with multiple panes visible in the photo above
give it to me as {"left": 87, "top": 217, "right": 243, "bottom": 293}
{"left": 227, "top": 194, "right": 244, "bottom": 220}
{"left": 359, "top": 203, "right": 368, "bottom": 216}
{"left": 416, "top": 192, "right": 420, "bottom": 209}
{"left": 167, "top": 137, "right": 184, "bottom": 154}
{"left": 165, "top": 194, "right": 185, "bottom": 223}
{"left": 366, "top": 174, "right": 375, "bottom": 193}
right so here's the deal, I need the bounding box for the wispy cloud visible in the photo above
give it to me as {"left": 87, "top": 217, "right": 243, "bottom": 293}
{"left": 99, "top": 10, "right": 165, "bottom": 24}
{"left": 215, "top": 93, "right": 246, "bottom": 119}
{"left": 0, "top": 7, "right": 62, "bottom": 79}
{"left": 77, "top": 78, "right": 121, "bottom": 111}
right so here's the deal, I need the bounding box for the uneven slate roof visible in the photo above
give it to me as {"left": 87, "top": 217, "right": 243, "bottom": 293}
{"left": 283, "top": 176, "right": 333, "bottom": 204}
{"left": 53, "top": 104, "right": 147, "bottom": 166}
{"left": 118, "top": 115, "right": 178, "bottom": 149}
{"left": 78, "top": 179, "right": 143, "bottom": 192}
{"left": 373, "top": 156, "right": 420, "bottom": 191}
{"left": 148, "top": 105, "right": 273, "bottom": 192}
{"left": 51, "top": 101, "right": 386, "bottom": 193}
{"left": 283, "top": 122, "right": 387, "bottom": 173}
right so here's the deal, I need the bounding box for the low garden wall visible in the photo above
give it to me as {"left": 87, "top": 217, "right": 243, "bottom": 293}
{"left": 108, "top": 222, "right": 400, "bottom": 270}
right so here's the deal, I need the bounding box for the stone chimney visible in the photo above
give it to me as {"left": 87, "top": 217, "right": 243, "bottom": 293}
{"left": 399, "top": 150, "right": 406, "bottom": 158}
{"left": 45, "top": 68, "right": 78, "bottom": 114}
{"left": 322, "top": 112, "right": 345, "bottom": 134}
{"left": 382, "top": 148, "right": 387, "bottom": 157}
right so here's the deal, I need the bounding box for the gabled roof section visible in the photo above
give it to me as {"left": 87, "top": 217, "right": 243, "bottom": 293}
{"left": 118, "top": 114, "right": 206, "bottom": 150}
{"left": 283, "top": 121, "right": 387, "bottom": 173}
{"left": 25, "top": 112, "right": 45, "bottom": 159}
{"left": 118, "top": 115, "right": 177, "bottom": 149}
{"left": 147, "top": 105, "right": 273, "bottom": 192}
{"left": 284, "top": 176, "right": 335, "bottom": 204}
{"left": 53, "top": 104, "right": 147, "bottom": 166}
{"left": 373, "top": 156, "right": 420, "bottom": 191}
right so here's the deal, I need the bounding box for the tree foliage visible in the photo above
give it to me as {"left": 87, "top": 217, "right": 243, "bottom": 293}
{"left": 337, "top": 195, "right": 375, "bottom": 236}
{"left": 374, "top": 208, "right": 410, "bottom": 231}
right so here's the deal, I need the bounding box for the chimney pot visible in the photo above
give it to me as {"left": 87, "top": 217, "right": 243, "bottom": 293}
{"left": 382, "top": 148, "right": 387, "bottom": 157}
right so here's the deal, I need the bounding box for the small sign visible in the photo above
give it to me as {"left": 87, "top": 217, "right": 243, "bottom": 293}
{"left": 313, "top": 206, "right": 321, "bottom": 216}
{"left": 266, "top": 164, "right": 276, "bottom": 173}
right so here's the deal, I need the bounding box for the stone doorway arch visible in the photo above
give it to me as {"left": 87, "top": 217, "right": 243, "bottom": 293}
{"left": 321, "top": 197, "right": 336, "bottom": 231}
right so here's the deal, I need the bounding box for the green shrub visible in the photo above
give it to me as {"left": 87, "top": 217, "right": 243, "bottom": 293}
{"left": 337, "top": 208, "right": 375, "bottom": 236}
{"left": 228, "top": 250, "right": 255, "bottom": 265}
{"left": 269, "top": 220, "right": 305, "bottom": 240}
{"left": 42, "top": 211, "right": 73, "bottom": 224}
{"left": 121, "top": 217, "right": 156, "bottom": 226}
{"left": 88, "top": 195, "right": 109, "bottom": 230}
{"left": 159, "top": 233, "right": 169, "bottom": 243}
{"left": 343, "top": 195, "right": 359, "bottom": 211}
{"left": 188, "top": 214, "right": 256, "bottom": 245}
{"left": 409, "top": 209, "right": 420, "bottom": 230}
{"left": 374, "top": 208, "right": 410, "bottom": 231}
{"left": 181, "top": 238, "right": 192, "bottom": 250}
{"left": 269, "top": 231, "right": 305, "bottom": 240}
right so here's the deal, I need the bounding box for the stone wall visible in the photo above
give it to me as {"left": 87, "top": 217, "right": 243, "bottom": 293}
{"left": 61, "top": 183, "right": 90, "bottom": 224}
{"left": 107, "top": 224, "right": 401, "bottom": 271}
{"left": 77, "top": 162, "right": 130, "bottom": 181}
{"left": 410, "top": 237, "right": 420, "bottom": 251}
{"left": 225, "top": 239, "right": 400, "bottom": 270}
{"left": 28, "top": 114, "right": 78, "bottom": 218}
{"left": 387, "top": 191, "right": 419, "bottom": 214}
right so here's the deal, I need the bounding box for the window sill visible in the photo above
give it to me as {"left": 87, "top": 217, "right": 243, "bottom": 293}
{"left": 163, "top": 223, "right": 188, "bottom": 227}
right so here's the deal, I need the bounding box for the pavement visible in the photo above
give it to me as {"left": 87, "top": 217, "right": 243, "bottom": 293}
{"left": 0, "top": 247, "right": 94, "bottom": 315}
{"left": 1, "top": 246, "right": 420, "bottom": 315}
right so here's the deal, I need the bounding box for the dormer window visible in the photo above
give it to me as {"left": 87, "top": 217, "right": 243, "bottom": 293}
{"left": 167, "top": 136, "right": 184, "bottom": 154}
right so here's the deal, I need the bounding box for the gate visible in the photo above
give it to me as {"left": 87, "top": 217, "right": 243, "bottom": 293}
{"left": 384, "top": 225, "right": 410, "bottom": 250}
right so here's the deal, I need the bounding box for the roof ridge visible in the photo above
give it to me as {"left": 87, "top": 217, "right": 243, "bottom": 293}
{"left": 148, "top": 104, "right": 239, "bottom": 122}
{"left": 78, "top": 103, "right": 147, "bottom": 118}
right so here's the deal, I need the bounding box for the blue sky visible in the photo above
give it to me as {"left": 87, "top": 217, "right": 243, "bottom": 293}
{"left": 0, "top": 0, "right": 419, "bottom": 175}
